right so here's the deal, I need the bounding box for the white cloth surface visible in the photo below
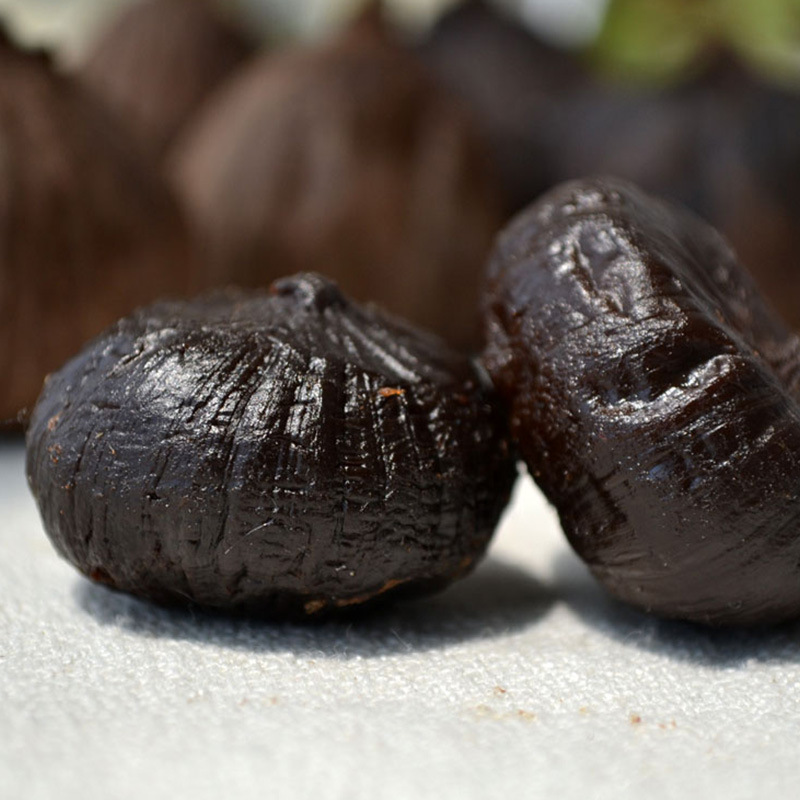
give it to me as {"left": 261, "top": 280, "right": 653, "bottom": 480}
{"left": 2, "top": 439, "right": 799, "bottom": 800}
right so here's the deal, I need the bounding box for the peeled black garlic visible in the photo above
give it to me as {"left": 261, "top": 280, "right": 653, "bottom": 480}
{"left": 170, "top": 9, "right": 502, "bottom": 349}
{"left": 80, "top": 0, "right": 256, "bottom": 162}
{"left": 484, "top": 177, "right": 800, "bottom": 626}
{"left": 27, "top": 274, "right": 516, "bottom": 617}
{"left": 0, "top": 30, "right": 193, "bottom": 427}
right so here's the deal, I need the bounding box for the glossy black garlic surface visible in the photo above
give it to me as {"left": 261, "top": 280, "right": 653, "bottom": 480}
{"left": 484, "top": 177, "right": 800, "bottom": 626}
{"left": 28, "top": 274, "right": 516, "bottom": 617}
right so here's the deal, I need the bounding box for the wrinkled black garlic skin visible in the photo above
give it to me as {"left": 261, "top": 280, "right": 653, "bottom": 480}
{"left": 28, "top": 274, "right": 516, "bottom": 618}
{"left": 484, "top": 177, "right": 800, "bottom": 626}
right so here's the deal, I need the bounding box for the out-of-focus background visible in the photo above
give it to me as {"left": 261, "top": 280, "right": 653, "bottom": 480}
{"left": 0, "top": 0, "right": 608, "bottom": 55}
{"left": 2, "top": 0, "right": 800, "bottom": 422}
{"left": 2, "top": 0, "right": 800, "bottom": 430}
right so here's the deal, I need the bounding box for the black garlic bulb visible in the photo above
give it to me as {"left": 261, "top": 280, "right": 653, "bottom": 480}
{"left": 484, "top": 177, "right": 800, "bottom": 626}
{"left": 79, "top": 0, "right": 256, "bottom": 162}
{"left": 28, "top": 274, "right": 516, "bottom": 618}
{"left": 0, "top": 30, "right": 194, "bottom": 428}
{"left": 169, "top": 10, "right": 503, "bottom": 349}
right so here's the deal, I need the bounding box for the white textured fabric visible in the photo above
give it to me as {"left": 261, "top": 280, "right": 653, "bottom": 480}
{"left": 2, "top": 440, "right": 799, "bottom": 800}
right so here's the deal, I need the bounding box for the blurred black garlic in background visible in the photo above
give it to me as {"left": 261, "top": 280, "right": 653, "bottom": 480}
{"left": 421, "top": 0, "right": 585, "bottom": 216}
{"left": 0, "top": 29, "right": 194, "bottom": 428}
{"left": 169, "top": 7, "right": 504, "bottom": 350}
{"left": 79, "top": 0, "right": 257, "bottom": 163}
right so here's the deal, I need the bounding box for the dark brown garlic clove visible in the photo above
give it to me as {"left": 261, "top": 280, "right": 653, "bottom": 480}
{"left": 79, "top": 0, "right": 256, "bottom": 162}
{"left": 0, "top": 31, "right": 194, "bottom": 429}
{"left": 484, "top": 177, "right": 800, "bottom": 626}
{"left": 420, "top": 0, "right": 585, "bottom": 215}
{"left": 169, "top": 10, "right": 503, "bottom": 350}
{"left": 27, "top": 274, "right": 516, "bottom": 618}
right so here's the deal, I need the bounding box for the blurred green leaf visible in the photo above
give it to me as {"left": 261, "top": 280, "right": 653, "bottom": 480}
{"left": 592, "top": 0, "right": 800, "bottom": 85}
{"left": 591, "top": 0, "right": 709, "bottom": 83}
{"left": 719, "top": 0, "right": 800, "bottom": 83}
